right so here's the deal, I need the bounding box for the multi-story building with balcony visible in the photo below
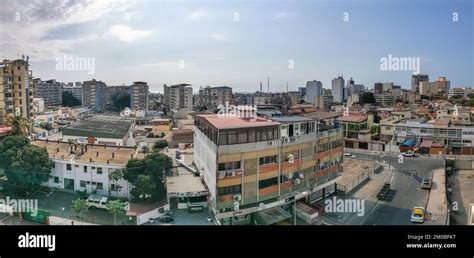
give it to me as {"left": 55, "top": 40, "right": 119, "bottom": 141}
{"left": 62, "top": 84, "right": 83, "bottom": 105}
{"left": 193, "top": 114, "right": 343, "bottom": 225}
{"left": 33, "top": 79, "right": 63, "bottom": 106}
{"left": 130, "top": 81, "right": 149, "bottom": 111}
{"left": 82, "top": 79, "right": 107, "bottom": 113}
{"left": 163, "top": 83, "right": 193, "bottom": 112}
{"left": 0, "top": 58, "right": 34, "bottom": 124}
{"left": 195, "top": 86, "right": 233, "bottom": 111}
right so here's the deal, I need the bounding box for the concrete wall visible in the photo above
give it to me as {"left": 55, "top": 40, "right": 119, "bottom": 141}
{"left": 193, "top": 129, "right": 218, "bottom": 211}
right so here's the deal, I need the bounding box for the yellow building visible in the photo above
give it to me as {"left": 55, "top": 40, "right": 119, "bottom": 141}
{"left": 0, "top": 58, "right": 34, "bottom": 124}
{"left": 194, "top": 114, "right": 343, "bottom": 225}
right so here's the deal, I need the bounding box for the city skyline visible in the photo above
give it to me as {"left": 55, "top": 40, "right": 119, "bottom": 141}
{"left": 0, "top": 0, "right": 472, "bottom": 93}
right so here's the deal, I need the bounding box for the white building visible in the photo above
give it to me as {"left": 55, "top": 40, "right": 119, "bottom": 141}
{"left": 331, "top": 76, "right": 345, "bottom": 103}
{"left": 33, "top": 98, "right": 44, "bottom": 113}
{"left": 305, "top": 80, "right": 323, "bottom": 104}
{"left": 163, "top": 84, "right": 193, "bottom": 111}
{"left": 32, "top": 140, "right": 135, "bottom": 198}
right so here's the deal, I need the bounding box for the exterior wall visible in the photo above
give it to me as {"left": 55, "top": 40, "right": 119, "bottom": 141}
{"left": 194, "top": 128, "right": 218, "bottom": 211}
{"left": 33, "top": 79, "right": 62, "bottom": 105}
{"left": 61, "top": 135, "right": 126, "bottom": 146}
{"left": 46, "top": 159, "right": 131, "bottom": 198}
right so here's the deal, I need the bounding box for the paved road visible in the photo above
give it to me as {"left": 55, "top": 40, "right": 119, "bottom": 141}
{"left": 346, "top": 151, "right": 444, "bottom": 225}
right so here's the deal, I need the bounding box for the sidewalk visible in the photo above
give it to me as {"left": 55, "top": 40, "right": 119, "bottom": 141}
{"left": 425, "top": 169, "right": 448, "bottom": 225}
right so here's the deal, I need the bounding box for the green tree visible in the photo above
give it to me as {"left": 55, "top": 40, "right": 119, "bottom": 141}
{"left": 112, "top": 92, "right": 131, "bottom": 111}
{"left": 153, "top": 140, "right": 168, "bottom": 150}
{"left": 106, "top": 200, "right": 126, "bottom": 225}
{"left": 359, "top": 92, "right": 376, "bottom": 105}
{"left": 0, "top": 136, "right": 53, "bottom": 194}
{"left": 62, "top": 91, "right": 81, "bottom": 107}
{"left": 109, "top": 170, "right": 124, "bottom": 197}
{"left": 71, "top": 198, "right": 89, "bottom": 220}
{"left": 7, "top": 114, "right": 30, "bottom": 136}
{"left": 124, "top": 152, "right": 172, "bottom": 202}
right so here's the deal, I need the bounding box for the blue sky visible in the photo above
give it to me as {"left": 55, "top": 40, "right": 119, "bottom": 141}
{"left": 0, "top": 0, "right": 472, "bottom": 93}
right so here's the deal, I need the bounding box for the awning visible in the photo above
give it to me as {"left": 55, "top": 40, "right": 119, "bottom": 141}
{"left": 254, "top": 206, "right": 292, "bottom": 225}
{"left": 420, "top": 140, "right": 433, "bottom": 148}
{"left": 451, "top": 143, "right": 464, "bottom": 149}
{"left": 401, "top": 139, "right": 415, "bottom": 147}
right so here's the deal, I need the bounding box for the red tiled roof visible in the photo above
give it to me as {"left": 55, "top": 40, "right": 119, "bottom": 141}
{"left": 434, "top": 119, "right": 450, "bottom": 126}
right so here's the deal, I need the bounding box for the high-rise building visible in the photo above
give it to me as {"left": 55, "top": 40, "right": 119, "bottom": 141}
{"left": 419, "top": 81, "right": 439, "bottom": 96}
{"left": 436, "top": 76, "right": 451, "bottom": 92}
{"left": 0, "top": 58, "right": 34, "bottom": 124}
{"left": 33, "top": 79, "right": 62, "bottom": 106}
{"left": 196, "top": 86, "right": 233, "bottom": 110}
{"left": 163, "top": 84, "right": 193, "bottom": 111}
{"left": 383, "top": 82, "right": 394, "bottom": 92}
{"left": 331, "top": 76, "right": 345, "bottom": 103}
{"left": 305, "top": 80, "right": 323, "bottom": 104}
{"left": 194, "top": 114, "right": 343, "bottom": 225}
{"left": 411, "top": 74, "right": 429, "bottom": 93}
{"left": 374, "top": 82, "right": 384, "bottom": 94}
{"left": 130, "top": 81, "right": 149, "bottom": 111}
{"left": 82, "top": 79, "right": 107, "bottom": 113}
{"left": 62, "top": 84, "right": 83, "bottom": 105}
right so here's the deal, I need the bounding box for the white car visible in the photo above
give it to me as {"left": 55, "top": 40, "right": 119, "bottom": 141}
{"left": 344, "top": 153, "right": 352, "bottom": 157}
{"left": 411, "top": 207, "right": 425, "bottom": 223}
{"left": 86, "top": 195, "right": 108, "bottom": 210}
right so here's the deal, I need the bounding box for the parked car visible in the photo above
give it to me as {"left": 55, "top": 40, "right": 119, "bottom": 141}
{"left": 344, "top": 153, "right": 352, "bottom": 157}
{"left": 411, "top": 207, "right": 426, "bottom": 223}
{"left": 421, "top": 178, "right": 432, "bottom": 189}
{"left": 402, "top": 151, "right": 419, "bottom": 157}
{"left": 86, "top": 195, "right": 108, "bottom": 210}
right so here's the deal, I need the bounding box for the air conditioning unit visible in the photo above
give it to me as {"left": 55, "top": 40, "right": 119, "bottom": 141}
{"left": 226, "top": 170, "right": 236, "bottom": 177}
{"left": 294, "top": 179, "right": 301, "bottom": 185}
{"left": 218, "top": 171, "right": 227, "bottom": 179}
{"left": 233, "top": 194, "right": 242, "bottom": 201}
{"left": 285, "top": 138, "right": 291, "bottom": 143}
{"left": 268, "top": 140, "right": 275, "bottom": 146}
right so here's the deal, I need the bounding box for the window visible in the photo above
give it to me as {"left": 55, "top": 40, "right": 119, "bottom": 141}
{"left": 219, "top": 132, "right": 227, "bottom": 145}
{"left": 83, "top": 166, "right": 88, "bottom": 173}
{"left": 217, "top": 185, "right": 241, "bottom": 195}
{"left": 218, "top": 161, "right": 241, "bottom": 171}
{"left": 66, "top": 164, "right": 71, "bottom": 171}
{"left": 228, "top": 131, "right": 237, "bottom": 144}
{"left": 97, "top": 167, "right": 103, "bottom": 174}
{"left": 96, "top": 182, "right": 103, "bottom": 190}
{"left": 259, "top": 177, "right": 278, "bottom": 189}
{"left": 259, "top": 155, "right": 277, "bottom": 165}
{"left": 248, "top": 130, "right": 256, "bottom": 143}
{"left": 238, "top": 131, "right": 248, "bottom": 143}
{"left": 80, "top": 180, "right": 86, "bottom": 187}
{"left": 54, "top": 177, "right": 59, "bottom": 183}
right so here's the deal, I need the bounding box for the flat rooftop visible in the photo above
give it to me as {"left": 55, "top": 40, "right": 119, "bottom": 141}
{"left": 270, "top": 116, "right": 312, "bottom": 123}
{"left": 196, "top": 114, "right": 279, "bottom": 130}
{"left": 62, "top": 115, "right": 132, "bottom": 139}
{"left": 31, "top": 140, "right": 136, "bottom": 165}
{"left": 166, "top": 172, "right": 207, "bottom": 194}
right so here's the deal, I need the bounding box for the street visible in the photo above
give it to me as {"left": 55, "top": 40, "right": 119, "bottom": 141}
{"left": 345, "top": 151, "right": 445, "bottom": 225}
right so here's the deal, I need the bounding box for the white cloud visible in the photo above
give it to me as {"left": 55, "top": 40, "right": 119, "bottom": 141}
{"left": 210, "top": 33, "right": 227, "bottom": 41}
{"left": 0, "top": 0, "right": 136, "bottom": 61}
{"left": 105, "top": 25, "right": 152, "bottom": 43}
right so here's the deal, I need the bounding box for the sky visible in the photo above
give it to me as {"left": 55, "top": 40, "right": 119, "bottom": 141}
{"left": 0, "top": 0, "right": 472, "bottom": 93}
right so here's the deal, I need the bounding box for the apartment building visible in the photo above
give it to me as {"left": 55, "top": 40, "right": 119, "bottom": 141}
{"left": 82, "top": 79, "right": 107, "bottom": 112}
{"left": 33, "top": 79, "right": 62, "bottom": 106}
{"left": 331, "top": 76, "right": 345, "bottom": 103}
{"left": 32, "top": 140, "right": 135, "bottom": 198}
{"left": 305, "top": 80, "right": 323, "bottom": 104}
{"left": 130, "top": 81, "right": 149, "bottom": 111}
{"left": 62, "top": 84, "right": 83, "bottom": 105}
{"left": 411, "top": 74, "right": 429, "bottom": 93}
{"left": 195, "top": 86, "right": 233, "bottom": 110}
{"left": 0, "top": 58, "right": 34, "bottom": 124}
{"left": 163, "top": 84, "right": 193, "bottom": 111}
{"left": 381, "top": 117, "right": 474, "bottom": 155}
{"left": 105, "top": 85, "right": 129, "bottom": 111}
{"left": 194, "top": 114, "right": 343, "bottom": 225}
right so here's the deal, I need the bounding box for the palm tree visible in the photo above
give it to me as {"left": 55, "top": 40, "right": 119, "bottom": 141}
{"left": 6, "top": 114, "right": 30, "bottom": 136}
